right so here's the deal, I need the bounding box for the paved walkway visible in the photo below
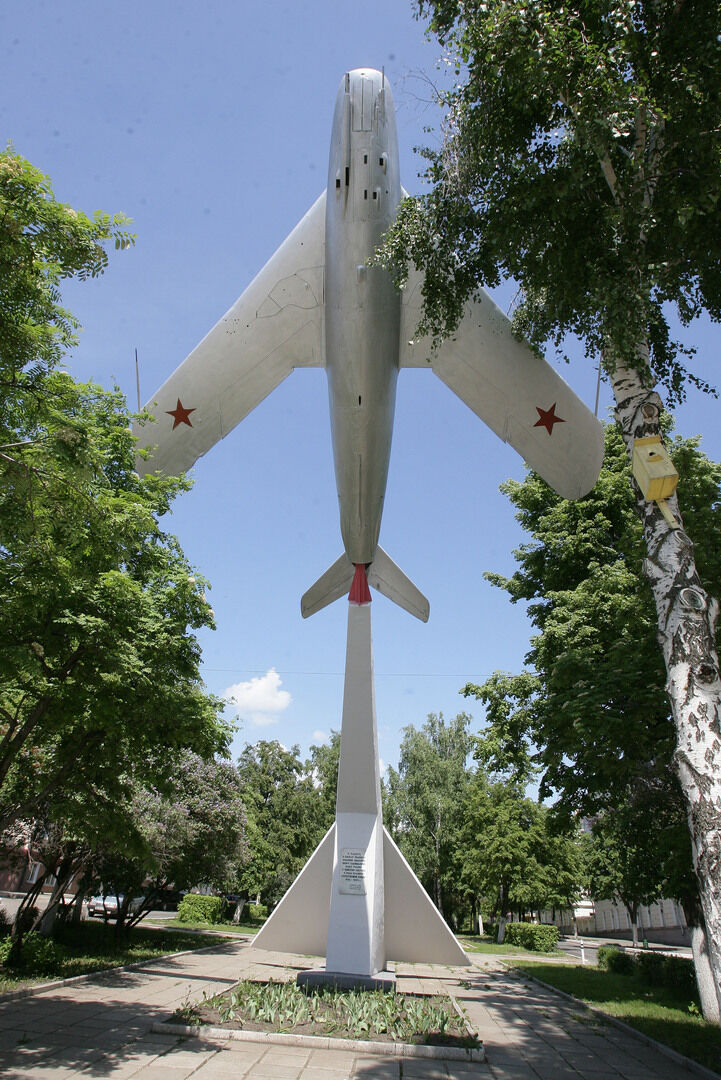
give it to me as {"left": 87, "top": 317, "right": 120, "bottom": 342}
{"left": 0, "top": 937, "right": 709, "bottom": 1080}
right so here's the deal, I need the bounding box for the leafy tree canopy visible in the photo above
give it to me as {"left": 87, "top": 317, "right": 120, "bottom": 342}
{"left": 384, "top": 0, "right": 721, "bottom": 399}
{"left": 0, "top": 149, "right": 133, "bottom": 390}
{"left": 465, "top": 422, "right": 721, "bottom": 813}
{"left": 236, "top": 740, "right": 329, "bottom": 906}
{"left": 0, "top": 149, "right": 228, "bottom": 832}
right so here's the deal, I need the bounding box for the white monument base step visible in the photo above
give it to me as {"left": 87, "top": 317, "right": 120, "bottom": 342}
{"left": 297, "top": 968, "right": 396, "bottom": 993}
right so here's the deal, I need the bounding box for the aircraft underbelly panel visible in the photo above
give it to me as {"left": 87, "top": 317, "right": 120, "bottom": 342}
{"left": 324, "top": 69, "right": 402, "bottom": 564}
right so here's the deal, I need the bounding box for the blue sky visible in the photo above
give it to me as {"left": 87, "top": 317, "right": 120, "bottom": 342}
{"left": 3, "top": 1, "right": 720, "bottom": 772}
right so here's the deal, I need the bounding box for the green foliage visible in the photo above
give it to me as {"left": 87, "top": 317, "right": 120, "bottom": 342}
{"left": 0, "top": 149, "right": 133, "bottom": 390}
{"left": 177, "top": 894, "right": 228, "bottom": 925}
{"left": 203, "top": 980, "right": 476, "bottom": 1046}
{"left": 458, "top": 771, "right": 584, "bottom": 923}
{"left": 307, "top": 730, "right": 340, "bottom": 828}
{"left": 598, "top": 944, "right": 696, "bottom": 996}
{"left": 464, "top": 425, "right": 719, "bottom": 915}
{"left": 586, "top": 801, "right": 665, "bottom": 934}
{"left": 503, "top": 922, "right": 559, "bottom": 953}
{"left": 13, "top": 905, "right": 40, "bottom": 937}
{"left": 0, "top": 931, "right": 65, "bottom": 973}
{"left": 384, "top": 712, "right": 472, "bottom": 921}
{"left": 635, "top": 952, "right": 697, "bottom": 998}
{"left": 0, "top": 151, "right": 230, "bottom": 837}
{"left": 598, "top": 945, "right": 636, "bottom": 975}
{"left": 0, "top": 920, "right": 233, "bottom": 991}
{"left": 78, "top": 752, "right": 247, "bottom": 935}
{"left": 248, "top": 903, "right": 268, "bottom": 921}
{"left": 384, "top": 1, "right": 721, "bottom": 398}
{"left": 236, "top": 740, "right": 330, "bottom": 907}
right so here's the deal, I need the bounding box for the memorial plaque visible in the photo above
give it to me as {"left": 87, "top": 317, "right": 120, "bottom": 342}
{"left": 339, "top": 848, "right": 366, "bottom": 895}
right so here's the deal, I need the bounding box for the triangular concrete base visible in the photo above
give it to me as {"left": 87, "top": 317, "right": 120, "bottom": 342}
{"left": 253, "top": 825, "right": 334, "bottom": 958}
{"left": 382, "top": 828, "right": 468, "bottom": 965}
{"left": 253, "top": 823, "right": 469, "bottom": 967}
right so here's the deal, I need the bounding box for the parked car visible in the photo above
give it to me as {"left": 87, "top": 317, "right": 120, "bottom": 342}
{"left": 87, "top": 894, "right": 144, "bottom": 919}
{"left": 87, "top": 894, "right": 124, "bottom": 918}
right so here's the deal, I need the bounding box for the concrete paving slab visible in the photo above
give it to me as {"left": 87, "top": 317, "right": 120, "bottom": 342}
{"left": 0, "top": 940, "right": 714, "bottom": 1080}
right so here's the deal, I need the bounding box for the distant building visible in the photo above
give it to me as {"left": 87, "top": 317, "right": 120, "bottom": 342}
{"left": 538, "top": 896, "right": 689, "bottom": 945}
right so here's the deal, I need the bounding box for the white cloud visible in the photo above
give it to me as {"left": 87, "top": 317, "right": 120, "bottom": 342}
{"left": 224, "top": 669, "right": 291, "bottom": 727}
{"left": 312, "top": 729, "right": 328, "bottom": 744}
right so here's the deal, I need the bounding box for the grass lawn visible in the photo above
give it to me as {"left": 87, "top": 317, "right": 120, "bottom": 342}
{"left": 459, "top": 934, "right": 564, "bottom": 958}
{"left": 0, "top": 920, "right": 234, "bottom": 995}
{"left": 508, "top": 960, "right": 721, "bottom": 1074}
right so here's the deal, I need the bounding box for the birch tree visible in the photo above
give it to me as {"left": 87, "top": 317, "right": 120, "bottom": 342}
{"left": 384, "top": 712, "right": 472, "bottom": 922}
{"left": 382, "top": 0, "right": 721, "bottom": 1015}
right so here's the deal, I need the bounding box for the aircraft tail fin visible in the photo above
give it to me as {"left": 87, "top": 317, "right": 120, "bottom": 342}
{"left": 368, "top": 546, "right": 429, "bottom": 622}
{"left": 301, "top": 547, "right": 429, "bottom": 622}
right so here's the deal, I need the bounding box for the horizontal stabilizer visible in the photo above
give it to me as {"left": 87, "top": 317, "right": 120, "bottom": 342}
{"left": 301, "top": 555, "right": 355, "bottom": 618}
{"left": 368, "top": 547, "right": 429, "bottom": 622}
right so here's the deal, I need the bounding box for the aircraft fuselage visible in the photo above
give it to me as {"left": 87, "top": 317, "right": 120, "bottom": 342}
{"left": 325, "top": 69, "right": 401, "bottom": 565}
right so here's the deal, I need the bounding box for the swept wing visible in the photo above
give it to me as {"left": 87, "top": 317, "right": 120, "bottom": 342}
{"left": 134, "top": 192, "right": 326, "bottom": 476}
{"left": 399, "top": 267, "right": 603, "bottom": 500}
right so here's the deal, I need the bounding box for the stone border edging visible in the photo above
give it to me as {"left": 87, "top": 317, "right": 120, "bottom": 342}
{"left": 514, "top": 967, "right": 720, "bottom": 1080}
{"left": 154, "top": 1020, "right": 484, "bottom": 1062}
{"left": 0, "top": 940, "right": 239, "bottom": 1003}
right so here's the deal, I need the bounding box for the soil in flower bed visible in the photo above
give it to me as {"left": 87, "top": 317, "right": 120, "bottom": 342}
{"left": 175, "top": 978, "right": 479, "bottom": 1049}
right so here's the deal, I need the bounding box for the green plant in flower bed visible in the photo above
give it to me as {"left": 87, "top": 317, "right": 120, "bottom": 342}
{"left": 509, "top": 960, "right": 721, "bottom": 1074}
{"left": 188, "top": 979, "right": 478, "bottom": 1048}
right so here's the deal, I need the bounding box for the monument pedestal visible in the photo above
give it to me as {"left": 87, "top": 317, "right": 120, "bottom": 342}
{"left": 254, "top": 583, "right": 470, "bottom": 977}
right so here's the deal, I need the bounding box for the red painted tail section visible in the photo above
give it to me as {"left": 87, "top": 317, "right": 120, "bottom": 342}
{"left": 349, "top": 563, "right": 371, "bottom": 605}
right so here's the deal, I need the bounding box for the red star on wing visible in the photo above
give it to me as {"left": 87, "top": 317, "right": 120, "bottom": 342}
{"left": 534, "top": 402, "right": 565, "bottom": 435}
{"left": 166, "top": 399, "right": 196, "bottom": 429}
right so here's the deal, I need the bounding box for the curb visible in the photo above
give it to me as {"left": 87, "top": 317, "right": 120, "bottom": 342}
{"left": 513, "top": 967, "right": 720, "bottom": 1080}
{"left": 0, "top": 939, "right": 241, "bottom": 1003}
{"left": 154, "top": 1020, "right": 485, "bottom": 1062}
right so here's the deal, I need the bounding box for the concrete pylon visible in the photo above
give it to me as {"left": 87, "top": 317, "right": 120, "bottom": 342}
{"left": 323, "top": 601, "right": 387, "bottom": 983}
{"left": 253, "top": 585, "right": 469, "bottom": 981}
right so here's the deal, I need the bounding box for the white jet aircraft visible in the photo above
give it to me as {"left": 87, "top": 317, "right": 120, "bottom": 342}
{"left": 135, "top": 68, "right": 603, "bottom": 616}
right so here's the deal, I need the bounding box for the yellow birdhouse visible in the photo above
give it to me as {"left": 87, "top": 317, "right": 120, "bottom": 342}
{"left": 632, "top": 436, "right": 679, "bottom": 501}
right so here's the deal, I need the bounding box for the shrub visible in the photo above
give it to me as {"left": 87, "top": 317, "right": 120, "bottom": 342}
{"left": 504, "top": 922, "right": 560, "bottom": 952}
{"left": 177, "top": 894, "right": 228, "bottom": 924}
{"left": 17, "top": 932, "right": 65, "bottom": 973}
{"left": 0, "top": 932, "right": 65, "bottom": 974}
{"left": 636, "top": 951, "right": 696, "bottom": 996}
{"left": 248, "top": 903, "right": 268, "bottom": 921}
{"left": 598, "top": 945, "right": 635, "bottom": 975}
{"left": 0, "top": 905, "right": 11, "bottom": 937}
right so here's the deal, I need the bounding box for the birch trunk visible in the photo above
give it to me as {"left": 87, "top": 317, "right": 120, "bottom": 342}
{"left": 611, "top": 360, "right": 721, "bottom": 1021}
{"left": 690, "top": 921, "right": 721, "bottom": 1024}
